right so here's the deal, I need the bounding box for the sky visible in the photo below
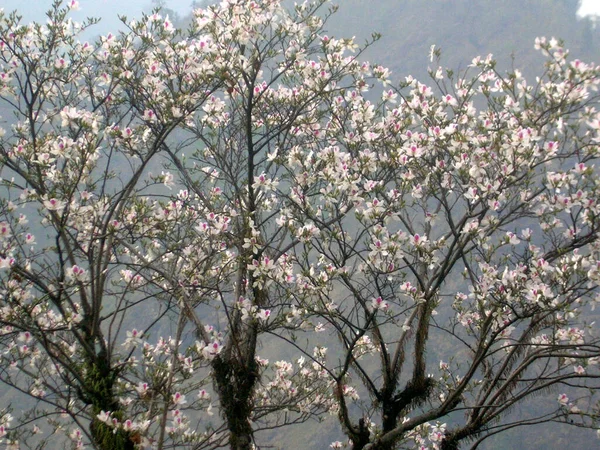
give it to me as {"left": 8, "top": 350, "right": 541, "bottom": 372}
{"left": 1, "top": 0, "right": 194, "bottom": 37}
{"left": 1, "top": 0, "right": 599, "bottom": 36}
{"left": 578, "top": 0, "right": 600, "bottom": 17}
{"left": 2, "top": 0, "right": 600, "bottom": 20}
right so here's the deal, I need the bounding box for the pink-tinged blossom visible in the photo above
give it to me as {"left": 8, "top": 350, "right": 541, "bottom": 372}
{"left": 442, "top": 94, "right": 458, "bottom": 106}
{"left": 18, "top": 332, "right": 32, "bottom": 343}
{"left": 135, "top": 382, "right": 149, "bottom": 396}
{"left": 382, "top": 89, "right": 397, "bottom": 103}
{"left": 54, "top": 58, "right": 67, "bottom": 69}
{"left": 172, "top": 392, "right": 187, "bottom": 405}
{"left": 30, "top": 387, "right": 45, "bottom": 398}
{"left": 120, "top": 270, "right": 143, "bottom": 287}
{"left": 371, "top": 296, "right": 389, "bottom": 310}
{"left": 429, "top": 423, "right": 447, "bottom": 443}
{"left": 413, "top": 234, "right": 427, "bottom": 247}
{"left": 96, "top": 411, "right": 111, "bottom": 425}
{"left": 123, "top": 329, "right": 143, "bottom": 348}
{"left": 506, "top": 232, "right": 521, "bottom": 245}
{"left": 201, "top": 340, "right": 223, "bottom": 359}
{"left": 257, "top": 309, "right": 271, "bottom": 322}
{"left": 143, "top": 109, "right": 157, "bottom": 123}
{"left": 0, "top": 222, "right": 10, "bottom": 239}
{"left": 66, "top": 265, "right": 87, "bottom": 282}
{"left": 198, "top": 389, "right": 210, "bottom": 400}
{"left": 342, "top": 385, "right": 359, "bottom": 400}
{"left": 148, "top": 12, "right": 161, "bottom": 23}
{"left": 69, "top": 428, "right": 82, "bottom": 441}
{"left": 163, "top": 16, "right": 175, "bottom": 33}
{"left": 122, "top": 420, "right": 135, "bottom": 432}
{"left": 43, "top": 198, "right": 65, "bottom": 212}
{"left": 252, "top": 172, "right": 279, "bottom": 191}
{"left": 558, "top": 393, "right": 569, "bottom": 406}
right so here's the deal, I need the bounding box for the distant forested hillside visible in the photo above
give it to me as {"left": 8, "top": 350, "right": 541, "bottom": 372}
{"left": 325, "top": 0, "right": 599, "bottom": 80}
{"left": 171, "top": 0, "right": 599, "bottom": 82}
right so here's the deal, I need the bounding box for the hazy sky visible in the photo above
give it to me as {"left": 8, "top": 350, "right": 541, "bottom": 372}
{"left": 579, "top": 0, "right": 600, "bottom": 17}
{"left": 1, "top": 0, "right": 600, "bottom": 36}
{"left": 1, "top": 0, "right": 193, "bottom": 37}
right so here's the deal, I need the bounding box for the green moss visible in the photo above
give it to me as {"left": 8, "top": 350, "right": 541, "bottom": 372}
{"left": 85, "top": 357, "right": 135, "bottom": 450}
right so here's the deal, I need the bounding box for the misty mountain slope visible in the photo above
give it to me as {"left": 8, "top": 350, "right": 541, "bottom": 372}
{"left": 325, "top": 0, "right": 599, "bottom": 81}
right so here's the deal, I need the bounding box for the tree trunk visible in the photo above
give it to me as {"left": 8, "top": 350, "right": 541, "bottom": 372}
{"left": 349, "top": 418, "right": 371, "bottom": 450}
{"left": 85, "top": 353, "right": 135, "bottom": 450}
{"left": 213, "top": 353, "right": 259, "bottom": 450}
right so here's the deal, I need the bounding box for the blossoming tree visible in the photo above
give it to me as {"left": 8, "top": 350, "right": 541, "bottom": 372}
{"left": 0, "top": 0, "right": 364, "bottom": 448}
{"left": 286, "top": 39, "right": 600, "bottom": 449}
{"left": 0, "top": 1, "right": 230, "bottom": 448}
{"left": 1, "top": 1, "right": 600, "bottom": 450}
{"left": 107, "top": 0, "right": 364, "bottom": 447}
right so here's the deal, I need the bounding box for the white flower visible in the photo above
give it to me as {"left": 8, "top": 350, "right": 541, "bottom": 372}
{"left": 172, "top": 392, "right": 187, "bottom": 405}
{"left": 135, "top": 382, "right": 149, "bottom": 396}
{"left": 43, "top": 198, "right": 66, "bottom": 212}
{"left": 162, "top": 171, "right": 175, "bottom": 189}
{"left": 371, "top": 296, "right": 389, "bottom": 310}
{"left": 122, "top": 419, "right": 135, "bottom": 431}
{"left": 202, "top": 340, "right": 222, "bottom": 359}
{"left": 557, "top": 393, "right": 569, "bottom": 406}
{"left": 198, "top": 389, "right": 210, "bottom": 400}
{"left": 96, "top": 411, "right": 112, "bottom": 425}
{"left": 123, "top": 329, "right": 143, "bottom": 348}
{"left": 143, "top": 109, "right": 157, "bottom": 123}
{"left": 256, "top": 309, "right": 271, "bottom": 322}
{"left": 429, "top": 44, "right": 436, "bottom": 62}
{"left": 0, "top": 222, "right": 10, "bottom": 239}
{"left": 66, "top": 265, "right": 87, "bottom": 282}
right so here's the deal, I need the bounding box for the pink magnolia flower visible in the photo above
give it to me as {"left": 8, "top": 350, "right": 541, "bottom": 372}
{"left": 172, "top": 392, "right": 187, "bottom": 405}
{"left": 66, "top": 265, "right": 87, "bottom": 282}
{"left": 557, "top": 393, "right": 569, "bottom": 406}
{"left": 135, "top": 382, "right": 149, "bottom": 396}
{"left": 198, "top": 389, "right": 210, "bottom": 400}
{"left": 143, "top": 109, "right": 157, "bottom": 123}
{"left": 371, "top": 296, "right": 389, "bottom": 311}
{"left": 0, "top": 222, "right": 10, "bottom": 239}
{"left": 257, "top": 309, "right": 271, "bottom": 322}
{"left": 96, "top": 411, "right": 112, "bottom": 425}
{"left": 43, "top": 198, "right": 66, "bottom": 212}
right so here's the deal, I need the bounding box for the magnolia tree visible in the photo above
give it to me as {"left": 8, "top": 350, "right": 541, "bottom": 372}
{"left": 285, "top": 40, "right": 600, "bottom": 449}
{"left": 0, "top": 0, "right": 368, "bottom": 448}
{"left": 1, "top": 1, "right": 600, "bottom": 450}
{"left": 0, "top": 1, "right": 231, "bottom": 448}
{"left": 108, "top": 0, "right": 368, "bottom": 447}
